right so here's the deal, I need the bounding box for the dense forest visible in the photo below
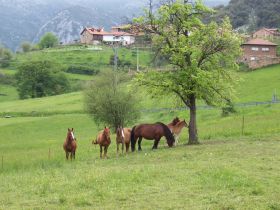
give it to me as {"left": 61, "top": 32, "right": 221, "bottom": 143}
{"left": 215, "top": 0, "right": 280, "bottom": 31}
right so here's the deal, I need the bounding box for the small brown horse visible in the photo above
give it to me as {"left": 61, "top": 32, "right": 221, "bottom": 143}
{"left": 63, "top": 128, "right": 77, "bottom": 160}
{"left": 171, "top": 120, "right": 188, "bottom": 145}
{"left": 116, "top": 126, "right": 131, "bottom": 154}
{"left": 131, "top": 122, "right": 175, "bottom": 152}
{"left": 92, "top": 127, "right": 111, "bottom": 158}
{"left": 167, "top": 117, "right": 180, "bottom": 127}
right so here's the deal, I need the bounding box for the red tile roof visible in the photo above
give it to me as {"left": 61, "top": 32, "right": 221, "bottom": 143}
{"left": 243, "top": 38, "right": 278, "bottom": 46}
{"left": 81, "top": 27, "right": 134, "bottom": 36}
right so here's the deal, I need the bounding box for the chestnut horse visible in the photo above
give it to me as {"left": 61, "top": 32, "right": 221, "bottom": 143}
{"left": 92, "top": 127, "right": 111, "bottom": 158}
{"left": 130, "top": 122, "right": 175, "bottom": 152}
{"left": 167, "top": 117, "right": 180, "bottom": 127}
{"left": 116, "top": 126, "right": 131, "bottom": 154}
{"left": 63, "top": 128, "right": 77, "bottom": 160}
{"left": 171, "top": 120, "right": 188, "bottom": 145}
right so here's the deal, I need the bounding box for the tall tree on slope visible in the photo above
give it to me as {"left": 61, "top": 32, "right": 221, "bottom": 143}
{"left": 134, "top": 0, "right": 241, "bottom": 144}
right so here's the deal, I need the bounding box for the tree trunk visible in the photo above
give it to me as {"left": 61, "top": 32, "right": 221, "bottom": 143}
{"left": 188, "top": 94, "right": 199, "bottom": 144}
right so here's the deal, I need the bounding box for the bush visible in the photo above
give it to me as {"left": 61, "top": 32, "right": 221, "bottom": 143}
{"left": 21, "top": 42, "right": 32, "bottom": 53}
{"left": 0, "top": 73, "right": 15, "bottom": 85}
{"left": 66, "top": 65, "right": 99, "bottom": 75}
{"left": 15, "top": 60, "right": 70, "bottom": 99}
{"left": 222, "top": 100, "right": 237, "bottom": 117}
{"left": 0, "top": 46, "right": 13, "bottom": 67}
{"left": 84, "top": 70, "right": 140, "bottom": 130}
{"left": 38, "top": 32, "right": 59, "bottom": 49}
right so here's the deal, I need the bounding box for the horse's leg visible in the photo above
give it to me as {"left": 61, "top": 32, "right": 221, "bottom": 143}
{"left": 66, "top": 152, "right": 69, "bottom": 160}
{"left": 100, "top": 145, "right": 103, "bottom": 159}
{"left": 152, "top": 138, "right": 160, "bottom": 150}
{"left": 121, "top": 141, "right": 124, "bottom": 154}
{"left": 125, "top": 143, "right": 129, "bottom": 153}
{"left": 104, "top": 146, "right": 108, "bottom": 159}
{"left": 174, "top": 135, "right": 178, "bottom": 146}
{"left": 138, "top": 137, "right": 142, "bottom": 151}
{"left": 73, "top": 151, "right": 76, "bottom": 160}
{"left": 116, "top": 142, "right": 119, "bottom": 155}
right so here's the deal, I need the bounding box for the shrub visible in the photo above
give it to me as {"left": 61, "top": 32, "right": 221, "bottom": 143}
{"left": 66, "top": 65, "right": 99, "bottom": 75}
{"left": 0, "top": 46, "right": 13, "bottom": 67}
{"left": 15, "top": 60, "right": 70, "bottom": 99}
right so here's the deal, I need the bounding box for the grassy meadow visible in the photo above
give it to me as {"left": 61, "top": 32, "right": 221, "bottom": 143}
{"left": 0, "top": 48, "right": 280, "bottom": 209}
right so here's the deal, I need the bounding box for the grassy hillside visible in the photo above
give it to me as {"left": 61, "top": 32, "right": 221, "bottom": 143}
{"left": 10, "top": 45, "right": 154, "bottom": 71}
{"left": 0, "top": 61, "right": 280, "bottom": 209}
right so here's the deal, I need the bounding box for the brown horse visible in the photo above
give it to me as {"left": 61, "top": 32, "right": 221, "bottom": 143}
{"left": 171, "top": 120, "right": 188, "bottom": 145}
{"left": 116, "top": 126, "right": 131, "bottom": 154}
{"left": 92, "top": 127, "right": 111, "bottom": 158}
{"left": 63, "top": 128, "right": 77, "bottom": 160}
{"left": 130, "top": 122, "right": 175, "bottom": 152}
{"left": 167, "top": 117, "right": 180, "bottom": 127}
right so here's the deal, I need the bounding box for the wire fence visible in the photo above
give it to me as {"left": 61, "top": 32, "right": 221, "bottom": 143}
{"left": 140, "top": 100, "right": 280, "bottom": 113}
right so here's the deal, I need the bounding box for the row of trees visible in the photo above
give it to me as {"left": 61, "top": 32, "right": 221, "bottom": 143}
{"left": 214, "top": 0, "right": 280, "bottom": 32}
{"left": 20, "top": 32, "right": 59, "bottom": 52}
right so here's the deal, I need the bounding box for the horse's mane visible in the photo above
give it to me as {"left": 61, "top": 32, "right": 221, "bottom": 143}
{"left": 155, "top": 122, "right": 175, "bottom": 144}
{"left": 170, "top": 117, "right": 179, "bottom": 126}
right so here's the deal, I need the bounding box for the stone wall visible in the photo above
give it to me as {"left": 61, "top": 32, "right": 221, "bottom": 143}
{"left": 246, "top": 57, "right": 280, "bottom": 69}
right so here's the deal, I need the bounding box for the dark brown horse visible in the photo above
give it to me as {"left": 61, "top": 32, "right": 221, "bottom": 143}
{"left": 63, "top": 128, "right": 77, "bottom": 160}
{"left": 130, "top": 122, "right": 175, "bottom": 152}
{"left": 92, "top": 127, "right": 111, "bottom": 158}
{"left": 116, "top": 126, "right": 131, "bottom": 154}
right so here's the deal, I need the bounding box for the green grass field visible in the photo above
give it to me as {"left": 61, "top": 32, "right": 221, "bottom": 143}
{"left": 0, "top": 55, "right": 280, "bottom": 209}
{"left": 9, "top": 45, "right": 153, "bottom": 71}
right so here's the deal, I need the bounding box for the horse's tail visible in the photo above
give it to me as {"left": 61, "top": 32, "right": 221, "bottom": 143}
{"left": 130, "top": 126, "right": 136, "bottom": 152}
{"left": 157, "top": 122, "right": 175, "bottom": 147}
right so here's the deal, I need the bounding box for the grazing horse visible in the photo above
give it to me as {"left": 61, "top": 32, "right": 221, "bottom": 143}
{"left": 92, "top": 127, "right": 111, "bottom": 158}
{"left": 63, "top": 128, "right": 77, "bottom": 160}
{"left": 130, "top": 122, "right": 175, "bottom": 152}
{"left": 171, "top": 120, "right": 188, "bottom": 145}
{"left": 116, "top": 126, "right": 131, "bottom": 154}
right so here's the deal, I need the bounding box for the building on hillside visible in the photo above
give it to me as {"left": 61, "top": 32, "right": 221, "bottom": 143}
{"left": 80, "top": 27, "right": 135, "bottom": 46}
{"left": 103, "top": 32, "right": 135, "bottom": 45}
{"left": 241, "top": 38, "right": 280, "bottom": 69}
{"left": 252, "top": 28, "right": 280, "bottom": 40}
{"left": 80, "top": 28, "right": 106, "bottom": 45}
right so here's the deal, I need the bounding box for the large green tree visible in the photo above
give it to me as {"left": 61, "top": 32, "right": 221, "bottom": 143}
{"left": 16, "top": 60, "right": 70, "bottom": 99}
{"left": 84, "top": 70, "right": 140, "bottom": 131}
{"left": 134, "top": 0, "right": 241, "bottom": 144}
{"left": 38, "top": 32, "right": 59, "bottom": 49}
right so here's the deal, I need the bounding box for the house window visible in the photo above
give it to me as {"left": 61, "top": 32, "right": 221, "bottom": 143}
{"left": 251, "top": 47, "right": 259, "bottom": 51}
{"left": 262, "top": 48, "right": 269, "bottom": 51}
{"left": 250, "top": 57, "right": 257, "bottom": 61}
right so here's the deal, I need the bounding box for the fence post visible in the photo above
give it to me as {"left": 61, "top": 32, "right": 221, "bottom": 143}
{"left": 241, "top": 115, "right": 245, "bottom": 135}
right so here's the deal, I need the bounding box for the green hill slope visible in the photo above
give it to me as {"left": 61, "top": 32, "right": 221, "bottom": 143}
{"left": 0, "top": 63, "right": 280, "bottom": 209}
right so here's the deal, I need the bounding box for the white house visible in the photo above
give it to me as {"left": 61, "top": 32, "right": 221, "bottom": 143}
{"left": 103, "top": 32, "right": 135, "bottom": 45}
{"left": 80, "top": 27, "right": 135, "bottom": 45}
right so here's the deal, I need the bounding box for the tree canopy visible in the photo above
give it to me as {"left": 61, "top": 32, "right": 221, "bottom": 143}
{"left": 15, "top": 60, "right": 70, "bottom": 99}
{"left": 134, "top": 0, "right": 241, "bottom": 144}
{"left": 215, "top": 0, "right": 280, "bottom": 30}
{"left": 38, "top": 32, "right": 59, "bottom": 49}
{"left": 84, "top": 70, "right": 140, "bottom": 131}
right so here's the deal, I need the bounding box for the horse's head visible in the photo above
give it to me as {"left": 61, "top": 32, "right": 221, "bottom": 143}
{"left": 67, "top": 128, "right": 76, "bottom": 141}
{"left": 103, "top": 126, "right": 110, "bottom": 139}
{"left": 181, "top": 120, "right": 188, "bottom": 128}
